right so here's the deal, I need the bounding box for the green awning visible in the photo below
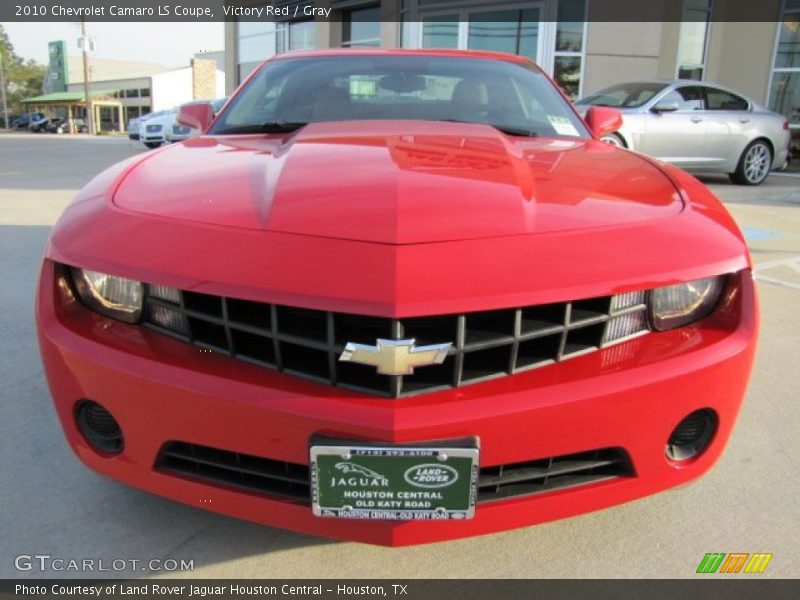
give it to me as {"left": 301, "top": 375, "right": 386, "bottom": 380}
{"left": 22, "top": 90, "right": 119, "bottom": 104}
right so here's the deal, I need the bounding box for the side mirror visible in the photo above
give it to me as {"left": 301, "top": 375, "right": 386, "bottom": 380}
{"left": 177, "top": 102, "right": 214, "bottom": 132}
{"left": 652, "top": 101, "right": 680, "bottom": 113}
{"left": 584, "top": 106, "right": 623, "bottom": 139}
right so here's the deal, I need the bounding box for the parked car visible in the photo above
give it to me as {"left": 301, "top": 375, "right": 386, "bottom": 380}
{"left": 165, "top": 98, "right": 227, "bottom": 143}
{"left": 44, "top": 118, "right": 88, "bottom": 134}
{"left": 576, "top": 80, "right": 790, "bottom": 185}
{"left": 29, "top": 115, "right": 52, "bottom": 133}
{"left": 13, "top": 113, "right": 43, "bottom": 129}
{"left": 127, "top": 116, "right": 146, "bottom": 140}
{"left": 2, "top": 114, "right": 21, "bottom": 128}
{"left": 127, "top": 110, "right": 168, "bottom": 140}
{"left": 38, "top": 50, "right": 756, "bottom": 546}
{"left": 139, "top": 109, "right": 176, "bottom": 148}
{"left": 42, "top": 118, "right": 67, "bottom": 133}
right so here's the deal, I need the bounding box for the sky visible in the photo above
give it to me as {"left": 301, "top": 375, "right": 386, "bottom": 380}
{"left": 2, "top": 22, "right": 224, "bottom": 67}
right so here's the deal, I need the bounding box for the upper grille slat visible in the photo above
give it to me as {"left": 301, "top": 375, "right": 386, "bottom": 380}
{"left": 144, "top": 287, "right": 650, "bottom": 398}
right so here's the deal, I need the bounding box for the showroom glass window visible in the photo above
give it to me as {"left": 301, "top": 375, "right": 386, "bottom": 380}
{"left": 237, "top": 15, "right": 314, "bottom": 83}
{"left": 277, "top": 20, "right": 316, "bottom": 52}
{"left": 400, "top": 0, "right": 587, "bottom": 99}
{"left": 769, "top": 0, "right": 800, "bottom": 135}
{"left": 676, "top": 0, "right": 713, "bottom": 80}
{"left": 237, "top": 18, "right": 279, "bottom": 82}
{"left": 553, "top": 0, "right": 586, "bottom": 99}
{"left": 343, "top": 5, "right": 381, "bottom": 47}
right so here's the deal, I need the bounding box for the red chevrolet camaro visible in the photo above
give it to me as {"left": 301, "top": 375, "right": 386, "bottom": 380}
{"left": 37, "top": 49, "right": 757, "bottom": 546}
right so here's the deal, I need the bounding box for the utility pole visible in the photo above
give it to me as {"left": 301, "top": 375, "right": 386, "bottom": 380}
{"left": 80, "top": 19, "right": 94, "bottom": 134}
{"left": 0, "top": 45, "right": 9, "bottom": 130}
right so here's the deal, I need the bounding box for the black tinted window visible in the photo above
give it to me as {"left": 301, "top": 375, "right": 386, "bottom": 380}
{"left": 705, "top": 87, "right": 748, "bottom": 111}
{"left": 579, "top": 82, "right": 667, "bottom": 108}
{"left": 668, "top": 86, "right": 706, "bottom": 110}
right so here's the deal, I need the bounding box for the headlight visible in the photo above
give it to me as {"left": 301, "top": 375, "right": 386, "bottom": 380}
{"left": 649, "top": 276, "right": 726, "bottom": 331}
{"left": 70, "top": 268, "right": 144, "bottom": 323}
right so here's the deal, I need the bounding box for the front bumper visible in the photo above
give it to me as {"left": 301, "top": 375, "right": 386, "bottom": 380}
{"left": 775, "top": 146, "right": 790, "bottom": 170}
{"left": 141, "top": 131, "right": 164, "bottom": 143}
{"left": 773, "top": 127, "right": 792, "bottom": 170}
{"left": 37, "top": 261, "right": 757, "bottom": 546}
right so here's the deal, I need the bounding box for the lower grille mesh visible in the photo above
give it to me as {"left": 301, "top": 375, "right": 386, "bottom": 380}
{"left": 156, "top": 442, "right": 310, "bottom": 502}
{"left": 477, "top": 447, "right": 633, "bottom": 502}
{"left": 155, "top": 442, "right": 633, "bottom": 505}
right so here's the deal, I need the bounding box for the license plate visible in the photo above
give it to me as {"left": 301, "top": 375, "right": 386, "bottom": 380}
{"left": 310, "top": 440, "right": 479, "bottom": 521}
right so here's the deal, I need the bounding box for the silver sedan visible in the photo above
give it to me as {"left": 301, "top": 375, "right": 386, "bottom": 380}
{"left": 576, "top": 80, "right": 790, "bottom": 185}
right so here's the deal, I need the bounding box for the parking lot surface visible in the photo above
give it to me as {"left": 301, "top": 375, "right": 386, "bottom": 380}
{"left": 1, "top": 133, "right": 798, "bottom": 578}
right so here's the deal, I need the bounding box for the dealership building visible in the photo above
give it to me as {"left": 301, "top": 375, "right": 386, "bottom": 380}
{"left": 224, "top": 0, "right": 800, "bottom": 152}
{"left": 33, "top": 41, "right": 226, "bottom": 130}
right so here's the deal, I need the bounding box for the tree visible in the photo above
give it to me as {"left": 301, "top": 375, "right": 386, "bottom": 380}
{"left": 0, "top": 24, "right": 47, "bottom": 125}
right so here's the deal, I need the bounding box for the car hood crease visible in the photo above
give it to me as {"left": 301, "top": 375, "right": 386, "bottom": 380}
{"left": 113, "top": 121, "right": 683, "bottom": 245}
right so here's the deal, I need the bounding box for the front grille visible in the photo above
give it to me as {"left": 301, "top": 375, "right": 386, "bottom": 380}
{"left": 146, "top": 124, "right": 161, "bottom": 132}
{"left": 155, "top": 442, "right": 633, "bottom": 505}
{"left": 143, "top": 288, "right": 649, "bottom": 398}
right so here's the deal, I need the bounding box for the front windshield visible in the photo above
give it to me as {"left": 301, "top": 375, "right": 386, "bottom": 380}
{"left": 211, "top": 54, "right": 590, "bottom": 138}
{"left": 579, "top": 82, "right": 668, "bottom": 108}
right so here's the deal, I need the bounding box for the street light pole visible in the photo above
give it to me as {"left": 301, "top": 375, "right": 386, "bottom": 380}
{"left": 80, "top": 19, "right": 94, "bottom": 135}
{"left": 0, "top": 45, "right": 9, "bottom": 130}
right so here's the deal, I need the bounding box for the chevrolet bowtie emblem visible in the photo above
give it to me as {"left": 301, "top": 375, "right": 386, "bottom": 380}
{"left": 339, "top": 338, "right": 452, "bottom": 376}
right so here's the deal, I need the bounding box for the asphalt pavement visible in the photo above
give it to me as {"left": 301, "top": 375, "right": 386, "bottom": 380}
{"left": 0, "top": 133, "right": 797, "bottom": 578}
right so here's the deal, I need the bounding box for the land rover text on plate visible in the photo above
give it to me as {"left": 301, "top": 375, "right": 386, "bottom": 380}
{"left": 37, "top": 50, "right": 757, "bottom": 546}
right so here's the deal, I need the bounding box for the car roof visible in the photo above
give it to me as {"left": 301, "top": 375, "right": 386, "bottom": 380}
{"left": 596, "top": 79, "right": 750, "bottom": 90}
{"left": 270, "top": 48, "right": 534, "bottom": 66}
{"left": 585, "top": 79, "right": 756, "bottom": 102}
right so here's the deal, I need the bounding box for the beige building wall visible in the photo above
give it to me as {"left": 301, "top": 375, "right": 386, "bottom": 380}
{"left": 705, "top": 21, "right": 779, "bottom": 104}
{"left": 583, "top": 13, "right": 780, "bottom": 103}
{"left": 191, "top": 59, "right": 217, "bottom": 101}
{"left": 656, "top": 21, "right": 682, "bottom": 79}
{"left": 224, "top": 21, "right": 238, "bottom": 95}
{"left": 380, "top": 21, "right": 401, "bottom": 48}
{"left": 67, "top": 57, "right": 166, "bottom": 84}
{"left": 381, "top": 0, "right": 402, "bottom": 47}
{"left": 583, "top": 22, "right": 666, "bottom": 94}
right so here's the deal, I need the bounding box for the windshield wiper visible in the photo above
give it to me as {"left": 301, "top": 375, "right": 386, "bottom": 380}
{"left": 215, "top": 121, "right": 308, "bottom": 135}
{"left": 489, "top": 124, "right": 539, "bottom": 137}
{"left": 259, "top": 121, "right": 308, "bottom": 133}
{"left": 438, "top": 119, "right": 538, "bottom": 138}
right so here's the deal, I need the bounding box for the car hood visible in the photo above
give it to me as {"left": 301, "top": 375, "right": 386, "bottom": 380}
{"left": 113, "top": 120, "right": 682, "bottom": 244}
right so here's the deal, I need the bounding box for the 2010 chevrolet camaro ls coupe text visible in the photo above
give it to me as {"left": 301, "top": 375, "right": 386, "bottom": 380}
{"left": 37, "top": 50, "right": 757, "bottom": 546}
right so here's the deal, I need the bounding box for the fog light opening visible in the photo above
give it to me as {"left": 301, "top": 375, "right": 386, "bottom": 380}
{"left": 666, "top": 409, "right": 717, "bottom": 462}
{"left": 75, "top": 400, "right": 124, "bottom": 455}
